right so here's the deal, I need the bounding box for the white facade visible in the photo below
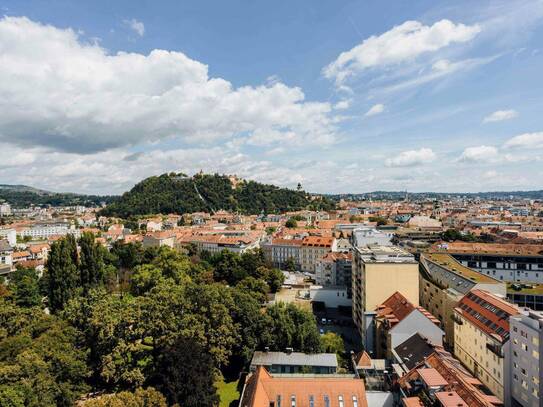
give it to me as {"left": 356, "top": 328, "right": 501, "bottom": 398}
{"left": 309, "top": 286, "right": 352, "bottom": 308}
{"left": 0, "top": 203, "right": 11, "bottom": 216}
{"left": 0, "top": 228, "right": 16, "bottom": 246}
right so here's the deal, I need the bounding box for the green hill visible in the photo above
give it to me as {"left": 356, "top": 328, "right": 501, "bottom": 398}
{"left": 100, "top": 173, "right": 334, "bottom": 217}
{"left": 0, "top": 185, "right": 116, "bottom": 208}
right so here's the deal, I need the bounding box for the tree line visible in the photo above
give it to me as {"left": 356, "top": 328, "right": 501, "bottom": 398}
{"left": 0, "top": 235, "right": 341, "bottom": 406}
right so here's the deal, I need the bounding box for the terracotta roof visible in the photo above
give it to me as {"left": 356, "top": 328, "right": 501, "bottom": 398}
{"left": 417, "top": 368, "right": 448, "bottom": 387}
{"left": 401, "top": 397, "right": 425, "bottom": 407}
{"left": 271, "top": 238, "right": 304, "bottom": 247}
{"left": 376, "top": 292, "right": 440, "bottom": 328}
{"left": 435, "top": 391, "right": 468, "bottom": 407}
{"left": 399, "top": 349, "right": 501, "bottom": 407}
{"left": 455, "top": 289, "right": 519, "bottom": 342}
{"left": 240, "top": 366, "right": 368, "bottom": 407}
{"left": 434, "top": 242, "right": 543, "bottom": 257}
{"left": 354, "top": 351, "right": 372, "bottom": 368}
{"left": 302, "top": 236, "right": 335, "bottom": 248}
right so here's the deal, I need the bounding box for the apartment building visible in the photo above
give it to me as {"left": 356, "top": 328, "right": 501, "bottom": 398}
{"left": 453, "top": 289, "right": 520, "bottom": 401}
{"left": 352, "top": 245, "right": 419, "bottom": 346}
{"left": 263, "top": 238, "right": 302, "bottom": 270}
{"left": 373, "top": 291, "right": 443, "bottom": 359}
{"left": 300, "top": 236, "right": 336, "bottom": 273}
{"left": 435, "top": 242, "right": 543, "bottom": 283}
{"left": 239, "top": 366, "right": 369, "bottom": 407}
{"left": 505, "top": 310, "right": 542, "bottom": 407}
{"left": 315, "top": 251, "right": 352, "bottom": 289}
{"left": 399, "top": 348, "right": 503, "bottom": 407}
{"left": 419, "top": 253, "right": 506, "bottom": 348}
{"left": 507, "top": 283, "right": 543, "bottom": 311}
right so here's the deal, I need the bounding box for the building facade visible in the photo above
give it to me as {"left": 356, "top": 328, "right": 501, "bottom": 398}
{"left": 352, "top": 245, "right": 419, "bottom": 346}
{"left": 453, "top": 289, "right": 519, "bottom": 401}
{"left": 506, "top": 310, "right": 542, "bottom": 407}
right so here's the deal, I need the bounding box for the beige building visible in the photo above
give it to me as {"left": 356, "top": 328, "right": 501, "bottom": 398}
{"left": 419, "top": 253, "right": 506, "bottom": 349}
{"left": 453, "top": 289, "right": 519, "bottom": 401}
{"left": 300, "top": 236, "right": 336, "bottom": 273}
{"left": 352, "top": 245, "right": 419, "bottom": 347}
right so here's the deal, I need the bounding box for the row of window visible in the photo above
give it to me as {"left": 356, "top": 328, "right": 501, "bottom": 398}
{"left": 274, "top": 395, "right": 359, "bottom": 407}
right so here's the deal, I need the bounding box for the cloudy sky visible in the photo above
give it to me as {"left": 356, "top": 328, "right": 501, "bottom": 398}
{"left": 1, "top": 0, "right": 543, "bottom": 194}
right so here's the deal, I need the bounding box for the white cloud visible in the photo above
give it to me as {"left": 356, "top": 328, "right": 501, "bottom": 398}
{"left": 125, "top": 18, "right": 145, "bottom": 36}
{"left": 503, "top": 132, "right": 543, "bottom": 149}
{"left": 458, "top": 145, "right": 499, "bottom": 162}
{"left": 365, "top": 103, "right": 385, "bottom": 117}
{"left": 323, "top": 19, "right": 481, "bottom": 85}
{"left": 483, "top": 109, "right": 518, "bottom": 123}
{"left": 0, "top": 16, "right": 338, "bottom": 153}
{"left": 333, "top": 99, "right": 351, "bottom": 110}
{"left": 384, "top": 148, "right": 436, "bottom": 167}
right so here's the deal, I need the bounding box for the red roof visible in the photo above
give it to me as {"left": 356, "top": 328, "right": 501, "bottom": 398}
{"left": 302, "top": 236, "right": 335, "bottom": 248}
{"left": 455, "top": 289, "right": 519, "bottom": 342}
{"left": 376, "top": 291, "right": 440, "bottom": 328}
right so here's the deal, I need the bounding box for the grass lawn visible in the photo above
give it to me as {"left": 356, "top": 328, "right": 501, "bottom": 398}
{"left": 216, "top": 377, "right": 240, "bottom": 407}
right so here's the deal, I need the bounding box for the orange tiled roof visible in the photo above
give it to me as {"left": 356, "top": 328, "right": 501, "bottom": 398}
{"left": 376, "top": 291, "right": 440, "bottom": 328}
{"left": 302, "top": 236, "right": 335, "bottom": 248}
{"left": 455, "top": 289, "right": 519, "bottom": 342}
{"left": 434, "top": 242, "right": 543, "bottom": 257}
{"left": 240, "top": 366, "right": 368, "bottom": 407}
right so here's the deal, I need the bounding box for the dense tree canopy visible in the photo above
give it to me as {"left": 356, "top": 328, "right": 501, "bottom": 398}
{"left": 100, "top": 173, "right": 335, "bottom": 218}
{"left": 1, "top": 238, "right": 322, "bottom": 407}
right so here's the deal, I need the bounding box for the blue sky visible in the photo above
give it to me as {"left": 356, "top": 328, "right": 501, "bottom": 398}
{"left": 0, "top": 0, "right": 542, "bottom": 194}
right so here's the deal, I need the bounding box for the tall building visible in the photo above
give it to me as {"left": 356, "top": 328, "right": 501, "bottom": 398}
{"left": 352, "top": 245, "right": 419, "bottom": 348}
{"left": 505, "top": 310, "right": 542, "bottom": 407}
{"left": 315, "top": 251, "right": 352, "bottom": 290}
{"left": 453, "top": 289, "right": 520, "bottom": 401}
{"left": 419, "top": 253, "right": 506, "bottom": 348}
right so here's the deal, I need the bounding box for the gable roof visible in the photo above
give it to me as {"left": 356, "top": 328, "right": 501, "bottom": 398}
{"left": 240, "top": 366, "right": 368, "bottom": 407}
{"left": 376, "top": 292, "right": 440, "bottom": 328}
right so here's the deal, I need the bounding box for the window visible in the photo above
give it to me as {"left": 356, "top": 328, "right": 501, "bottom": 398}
{"left": 309, "top": 396, "right": 314, "bottom": 407}
{"left": 324, "top": 395, "right": 330, "bottom": 407}
{"left": 290, "top": 395, "right": 296, "bottom": 407}
{"left": 277, "top": 396, "right": 282, "bottom": 407}
{"left": 352, "top": 396, "right": 358, "bottom": 407}
{"left": 338, "top": 396, "right": 344, "bottom": 407}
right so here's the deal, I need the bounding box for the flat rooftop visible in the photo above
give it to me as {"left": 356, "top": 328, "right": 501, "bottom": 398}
{"left": 507, "top": 282, "right": 543, "bottom": 295}
{"left": 251, "top": 351, "right": 338, "bottom": 368}
{"left": 433, "top": 242, "right": 543, "bottom": 257}
{"left": 423, "top": 253, "right": 499, "bottom": 284}
{"left": 356, "top": 245, "right": 416, "bottom": 263}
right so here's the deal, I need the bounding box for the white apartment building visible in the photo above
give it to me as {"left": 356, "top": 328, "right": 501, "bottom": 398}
{"left": 506, "top": 310, "right": 543, "bottom": 407}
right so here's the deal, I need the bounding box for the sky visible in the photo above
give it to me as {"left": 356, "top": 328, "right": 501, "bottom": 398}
{"left": 1, "top": 0, "right": 543, "bottom": 195}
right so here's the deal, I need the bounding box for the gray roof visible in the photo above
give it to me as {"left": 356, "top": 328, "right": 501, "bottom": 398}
{"left": 251, "top": 351, "right": 338, "bottom": 367}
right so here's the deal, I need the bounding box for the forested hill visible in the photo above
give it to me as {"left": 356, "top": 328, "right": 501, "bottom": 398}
{"left": 0, "top": 185, "right": 116, "bottom": 208}
{"left": 100, "top": 173, "right": 335, "bottom": 217}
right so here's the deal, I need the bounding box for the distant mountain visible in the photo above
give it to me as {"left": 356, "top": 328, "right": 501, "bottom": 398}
{"left": 100, "top": 172, "right": 335, "bottom": 218}
{"left": 0, "top": 184, "right": 51, "bottom": 195}
{"left": 0, "top": 184, "right": 117, "bottom": 208}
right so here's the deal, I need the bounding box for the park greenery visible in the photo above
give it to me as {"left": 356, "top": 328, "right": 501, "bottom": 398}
{"left": 100, "top": 173, "right": 335, "bottom": 218}
{"left": 0, "top": 234, "right": 341, "bottom": 406}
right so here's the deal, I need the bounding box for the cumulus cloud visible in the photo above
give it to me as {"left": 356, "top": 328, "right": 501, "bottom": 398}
{"left": 0, "top": 16, "right": 337, "bottom": 153}
{"left": 365, "top": 103, "right": 385, "bottom": 117}
{"left": 323, "top": 19, "right": 481, "bottom": 85}
{"left": 333, "top": 99, "right": 351, "bottom": 110}
{"left": 458, "top": 145, "right": 499, "bottom": 162}
{"left": 483, "top": 109, "right": 518, "bottom": 123}
{"left": 124, "top": 18, "right": 145, "bottom": 36}
{"left": 384, "top": 148, "right": 436, "bottom": 167}
{"left": 503, "top": 132, "right": 543, "bottom": 149}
